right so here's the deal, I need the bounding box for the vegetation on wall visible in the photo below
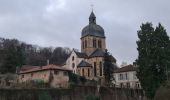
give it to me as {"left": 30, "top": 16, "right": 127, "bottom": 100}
{"left": 136, "top": 23, "right": 170, "bottom": 99}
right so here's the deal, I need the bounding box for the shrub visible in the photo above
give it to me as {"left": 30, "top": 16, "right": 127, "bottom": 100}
{"left": 79, "top": 76, "right": 87, "bottom": 84}
{"left": 68, "top": 72, "right": 78, "bottom": 84}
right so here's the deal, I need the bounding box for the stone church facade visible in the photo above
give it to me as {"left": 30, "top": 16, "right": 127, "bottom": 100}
{"left": 66, "top": 11, "right": 117, "bottom": 82}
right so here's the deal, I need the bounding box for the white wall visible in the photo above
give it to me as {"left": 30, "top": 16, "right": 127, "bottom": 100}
{"left": 114, "top": 71, "right": 141, "bottom": 88}
{"left": 66, "top": 51, "right": 83, "bottom": 74}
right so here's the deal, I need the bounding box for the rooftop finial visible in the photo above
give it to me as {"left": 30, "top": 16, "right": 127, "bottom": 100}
{"left": 89, "top": 4, "right": 96, "bottom": 24}
{"left": 91, "top": 4, "right": 94, "bottom": 11}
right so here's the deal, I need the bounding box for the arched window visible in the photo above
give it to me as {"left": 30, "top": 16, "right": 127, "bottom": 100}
{"left": 100, "top": 61, "right": 102, "bottom": 76}
{"left": 72, "top": 63, "right": 75, "bottom": 68}
{"left": 82, "top": 41, "right": 84, "bottom": 49}
{"left": 72, "top": 56, "right": 74, "bottom": 61}
{"left": 93, "top": 39, "right": 96, "bottom": 48}
{"left": 88, "top": 68, "right": 90, "bottom": 77}
{"left": 85, "top": 40, "right": 87, "bottom": 48}
{"left": 82, "top": 68, "right": 84, "bottom": 76}
{"left": 98, "top": 40, "right": 102, "bottom": 48}
{"left": 94, "top": 62, "right": 96, "bottom": 76}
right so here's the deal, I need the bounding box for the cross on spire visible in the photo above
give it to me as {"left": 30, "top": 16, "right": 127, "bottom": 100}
{"left": 91, "top": 4, "right": 94, "bottom": 11}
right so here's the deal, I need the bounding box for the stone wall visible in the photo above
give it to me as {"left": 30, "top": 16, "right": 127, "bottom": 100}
{"left": 0, "top": 86, "right": 147, "bottom": 100}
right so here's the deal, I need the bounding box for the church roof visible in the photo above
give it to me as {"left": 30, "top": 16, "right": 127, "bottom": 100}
{"left": 89, "top": 49, "right": 105, "bottom": 58}
{"left": 81, "top": 11, "right": 105, "bottom": 38}
{"left": 74, "top": 50, "right": 88, "bottom": 58}
{"left": 77, "top": 60, "right": 92, "bottom": 68}
{"left": 89, "top": 49, "right": 117, "bottom": 63}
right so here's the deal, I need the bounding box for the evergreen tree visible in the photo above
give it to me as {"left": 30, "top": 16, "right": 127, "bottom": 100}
{"left": 103, "top": 50, "right": 114, "bottom": 86}
{"left": 136, "top": 23, "right": 170, "bottom": 99}
{"left": 2, "top": 43, "right": 25, "bottom": 73}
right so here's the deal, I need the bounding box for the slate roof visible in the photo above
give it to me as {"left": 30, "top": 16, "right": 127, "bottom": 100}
{"left": 74, "top": 51, "right": 88, "bottom": 58}
{"left": 89, "top": 49, "right": 105, "bottom": 58}
{"left": 81, "top": 11, "right": 105, "bottom": 38}
{"left": 77, "top": 60, "right": 92, "bottom": 68}
{"left": 89, "top": 11, "right": 96, "bottom": 19}
{"left": 114, "top": 64, "right": 137, "bottom": 73}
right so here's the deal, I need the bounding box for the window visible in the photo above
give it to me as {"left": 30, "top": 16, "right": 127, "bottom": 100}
{"left": 126, "top": 82, "right": 130, "bottom": 88}
{"left": 125, "top": 73, "right": 128, "bottom": 80}
{"left": 93, "top": 39, "right": 96, "bottom": 48}
{"left": 118, "top": 74, "right": 120, "bottom": 80}
{"left": 85, "top": 40, "right": 87, "bottom": 48}
{"left": 82, "top": 68, "right": 85, "bottom": 76}
{"left": 94, "top": 62, "right": 97, "bottom": 76}
{"left": 119, "top": 74, "right": 123, "bottom": 80}
{"left": 136, "top": 82, "right": 140, "bottom": 88}
{"left": 133, "top": 72, "right": 137, "bottom": 79}
{"left": 72, "top": 63, "right": 75, "bottom": 68}
{"left": 88, "top": 68, "right": 90, "bottom": 77}
{"left": 98, "top": 40, "right": 102, "bottom": 48}
{"left": 64, "top": 71, "right": 68, "bottom": 76}
{"left": 82, "top": 41, "right": 84, "bottom": 49}
{"left": 54, "top": 71, "right": 59, "bottom": 75}
{"left": 99, "top": 62, "right": 102, "bottom": 76}
{"left": 31, "top": 73, "right": 33, "bottom": 77}
{"left": 72, "top": 56, "right": 74, "bottom": 61}
{"left": 22, "top": 75, "right": 24, "bottom": 78}
{"left": 120, "top": 83, "right": 123, "bottom": 88}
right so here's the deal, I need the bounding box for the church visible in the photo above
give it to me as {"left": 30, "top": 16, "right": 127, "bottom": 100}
{"left": 66, "top": 11, "right": 117, "bottom": 83}
{"left": 13, "top": 11, "right": 140, "bottom": 88}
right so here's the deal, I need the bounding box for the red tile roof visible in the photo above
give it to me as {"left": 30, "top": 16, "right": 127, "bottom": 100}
{"left": 114, "top": 64, "right": 137, "bottom": 73}
{"left": 19, "top": 64, "right": 71, "bottom": 74}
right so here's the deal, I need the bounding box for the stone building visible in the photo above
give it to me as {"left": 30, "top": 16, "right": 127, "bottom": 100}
{"left": 18, "top": 64, "right": 71, "bottom": 88}
{"left": 66, "top": 11, "right": 117, "bottom": 83}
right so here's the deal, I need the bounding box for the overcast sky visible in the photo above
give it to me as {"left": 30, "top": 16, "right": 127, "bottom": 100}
{"left": 0, "top": 0, "right": 170, "bottom": 65}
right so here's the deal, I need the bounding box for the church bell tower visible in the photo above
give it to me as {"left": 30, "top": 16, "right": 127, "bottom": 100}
{"left": 81, "top": 11, "right": 106, "bottom": 55}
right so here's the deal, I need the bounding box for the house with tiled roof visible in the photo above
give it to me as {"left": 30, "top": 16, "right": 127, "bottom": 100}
{"left": 114, "top": 64, "right": 141, "bottom": 89}
{"left": 18, "top": 64, "right": 71, "bottom": 88}
{"left": 65, "top": 11, "right": 117, "bottom": 84}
